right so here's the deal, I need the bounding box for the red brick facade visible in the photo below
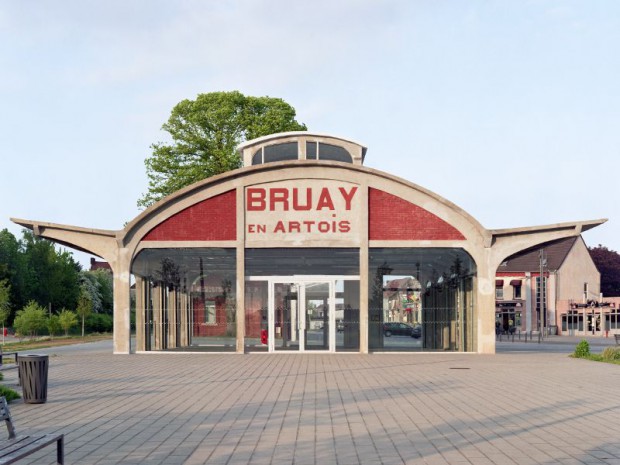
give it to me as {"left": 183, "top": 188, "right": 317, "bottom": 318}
{"left": 143, "top": 190, "right": 236, "bottom": 241}
{"left": 368, "top": 188, "right": 465, "bottom": 241}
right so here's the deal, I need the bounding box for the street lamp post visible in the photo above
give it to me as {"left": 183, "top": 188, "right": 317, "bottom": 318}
{"left": 539, "top": 249, "right": 547, "bottom": 340}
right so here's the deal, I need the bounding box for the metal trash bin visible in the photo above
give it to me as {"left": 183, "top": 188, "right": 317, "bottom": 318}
{"left": 18, "top": 354, "right": 49, "bottom": 404}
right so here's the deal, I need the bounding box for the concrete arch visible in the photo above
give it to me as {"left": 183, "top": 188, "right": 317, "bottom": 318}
{"left": 120, "top": 160, "right": 492, "bottom": 259}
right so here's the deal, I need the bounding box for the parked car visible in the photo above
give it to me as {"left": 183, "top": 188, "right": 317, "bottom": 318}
{"left": 383, "top": 322, "right": 421, "bottom": 338}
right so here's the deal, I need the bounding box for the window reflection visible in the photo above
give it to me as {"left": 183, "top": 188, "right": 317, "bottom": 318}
{"left": 132, "top": 248, "right": 236, "bottom": 352}
{"left": 369, "top": 249, "right": 476, "bottom": 352}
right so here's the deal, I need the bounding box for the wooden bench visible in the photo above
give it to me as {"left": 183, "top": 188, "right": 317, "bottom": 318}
{"left": 615, "top": 334, "right": 620, "bottom": 346}
{"left": 0, "top": 396, "right": 64, "bottom": 464}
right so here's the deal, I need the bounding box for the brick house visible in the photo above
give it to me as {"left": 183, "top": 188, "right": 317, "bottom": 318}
{"left": 495, "top": 236, "right": 618, "bottom": 336}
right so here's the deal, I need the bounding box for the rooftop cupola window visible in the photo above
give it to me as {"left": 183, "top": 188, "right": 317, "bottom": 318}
{"left": 237, "top": 131, "right": 367, "bottom": 167}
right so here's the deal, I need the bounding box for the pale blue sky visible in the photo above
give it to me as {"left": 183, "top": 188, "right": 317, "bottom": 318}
{"left": 1, "top": 1, "right": 618, "bottom": 268}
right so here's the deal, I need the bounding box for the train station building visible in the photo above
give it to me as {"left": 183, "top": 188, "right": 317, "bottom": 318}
{"left": 11, "top": 132, "right": 606, "bottom": 354}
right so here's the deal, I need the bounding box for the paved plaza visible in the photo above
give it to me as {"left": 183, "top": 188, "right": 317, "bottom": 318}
{"left": 3, "top": 337, "right": 620, "bottom": 465}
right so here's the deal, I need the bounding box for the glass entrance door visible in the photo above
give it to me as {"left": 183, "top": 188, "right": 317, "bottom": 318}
{"left": 269, "top": 279, "right": 333, "bottom": 352}
{"left": 245, "top": 275, "right": 359, "bottom": 353}
{"left": 303, "top": 282, "right": 330, "bottom": 351}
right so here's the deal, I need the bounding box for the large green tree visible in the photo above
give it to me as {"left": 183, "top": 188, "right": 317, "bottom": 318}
{"left": 79, "top": 269, "right": 113, "bottom": 315}
{"left": 0, "top": 229, "right": 83, "bottom": 325}
{"left": 92, "top": 269, "right": 113, "bottom": 314}
{"left": 0, "top": 279, "right": 11, "bottom": 338}
{"left": 138, "top": 91, "right": 307, "bottom": 208}
{"left": 21, "top": 231, "right": 81, "bottom": 312}
{"left": 0, "top": 229, "right": 26, "bottom": 315}
{"left": 589, "top": 245, "right": 620, "bottom": 297}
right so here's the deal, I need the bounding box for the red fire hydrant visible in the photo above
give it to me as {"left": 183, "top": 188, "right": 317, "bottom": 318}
{"left": 260, "top": 329, "right": 268, "bottom": 345}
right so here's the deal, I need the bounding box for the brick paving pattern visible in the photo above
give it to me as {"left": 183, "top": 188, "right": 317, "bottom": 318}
{"left": 3, "top": 340, "right": 620, "bottom": 464}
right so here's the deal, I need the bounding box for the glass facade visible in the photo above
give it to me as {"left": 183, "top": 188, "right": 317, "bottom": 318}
{"left": 132, "top": 248, "right": 237, "bottom": 352}
{"left": 368, "top": 248, "right": 475, "bottom": 352}
{"left": 245, "top": 248, "right": 359, "bottom": 276}
{"left": 131, "top": 246, "right": 477, "bottom": 353}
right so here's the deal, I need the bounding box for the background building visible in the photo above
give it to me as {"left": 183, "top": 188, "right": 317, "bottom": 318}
{"left": 495, "top": 236, "right": 606, "bottom": 336}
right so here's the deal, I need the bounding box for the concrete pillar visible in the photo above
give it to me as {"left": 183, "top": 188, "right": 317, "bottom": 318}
{"left": 475, "top": 254, "right": 496, "bottom": 354}
{"left": 466, "top": 277, "right": 475, "bottom": 352}
{"left": 153, "top": 285, "right": 163, "bottom": 350}
{"left": 168, "top": 289, "right": 177, "bottom": 347}
{"left": 179, "top": 291, "right": 189, "bottom": 347}
{"left": 112, "top": 248, "right": 132, "bottom": 354}
{"left": 135, "top": 276, "right": 145, "bottom": 352}
{"left": 236, "top": 186, "right": 246, "bottom": 354}
{"left": 525, "top": 272, "right": 532, "bottom": 332}
{"left": 548, "top": 272, "right": 557, "bottom": 331}
{"left": 359, "top": 185, "right": 369, "bottom": 354}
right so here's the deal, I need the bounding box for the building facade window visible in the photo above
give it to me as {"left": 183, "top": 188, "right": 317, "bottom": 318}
{"left": 132, "top": 248, "right": 237, "bottom": 352}
{"left": 252, "top": 142, "right": 299, "bottom": 165}
{"left": 368, "top": 248, "right": 476, "bottom": 352}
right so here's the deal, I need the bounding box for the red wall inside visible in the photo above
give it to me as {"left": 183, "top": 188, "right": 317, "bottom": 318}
{"left": 192, "top": 296, "right": 229, "bottom": 337}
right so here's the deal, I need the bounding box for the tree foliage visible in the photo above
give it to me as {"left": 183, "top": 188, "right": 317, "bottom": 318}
{"left": 138, "top": 91, "right": 307, "bottom": 208}
{"left": 0, "top": 229, "right": 83, "bottom": 324}
{"left": 0, "top": 229, "right": 114, "bottom": 335}
{"left": 80, "top": 271, "right": 103, "bottom": 313}
{"left": 589, "top": 245, "right": 620, "bottom": 297}
{"left": 0, "top": 229, "right": 26, "bottom": 316}
{"left": 80, "top": 269, "right": 113, "bottom": 314}
{"left": 95, "top": 269, "right": 113, "bottom": 313}
{"left": 21, "top": 231, "right": 81, "bottom": 311}
{"left": 76, "top": 289, "right": 93, "bottom": 337}
{"left": 0, "top": 279, "right": 10, "bottom": 328}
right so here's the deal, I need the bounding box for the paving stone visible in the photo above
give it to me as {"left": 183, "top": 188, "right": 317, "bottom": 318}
{"left": 5, "top": 341, "right": 620, "bottom": 464}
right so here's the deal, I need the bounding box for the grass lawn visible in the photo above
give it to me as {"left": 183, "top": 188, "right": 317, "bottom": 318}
{"left": 1, "top": 334, "right": 111, "bottom": 352}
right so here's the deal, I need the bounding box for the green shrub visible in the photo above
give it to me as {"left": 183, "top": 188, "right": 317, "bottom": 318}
{"left": 47, "top": 314, "right": 61, "bottom": 338}
{"left": 602, "top": 346, "right": 620, "bottom": 361}
{"left": 0, "top": 385, "right": 20, "bottom": 402}
{"left": 85, "top": 313, "right": 113, "bottom": 333}
{"left": 58, "top": 309, "right": 78, "bottom": 336}
{"left": 574, "top": 339, "right": 591, "bottom": 358}
{"left": 13, "top": 301, "right": 47, "bottom": 338}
